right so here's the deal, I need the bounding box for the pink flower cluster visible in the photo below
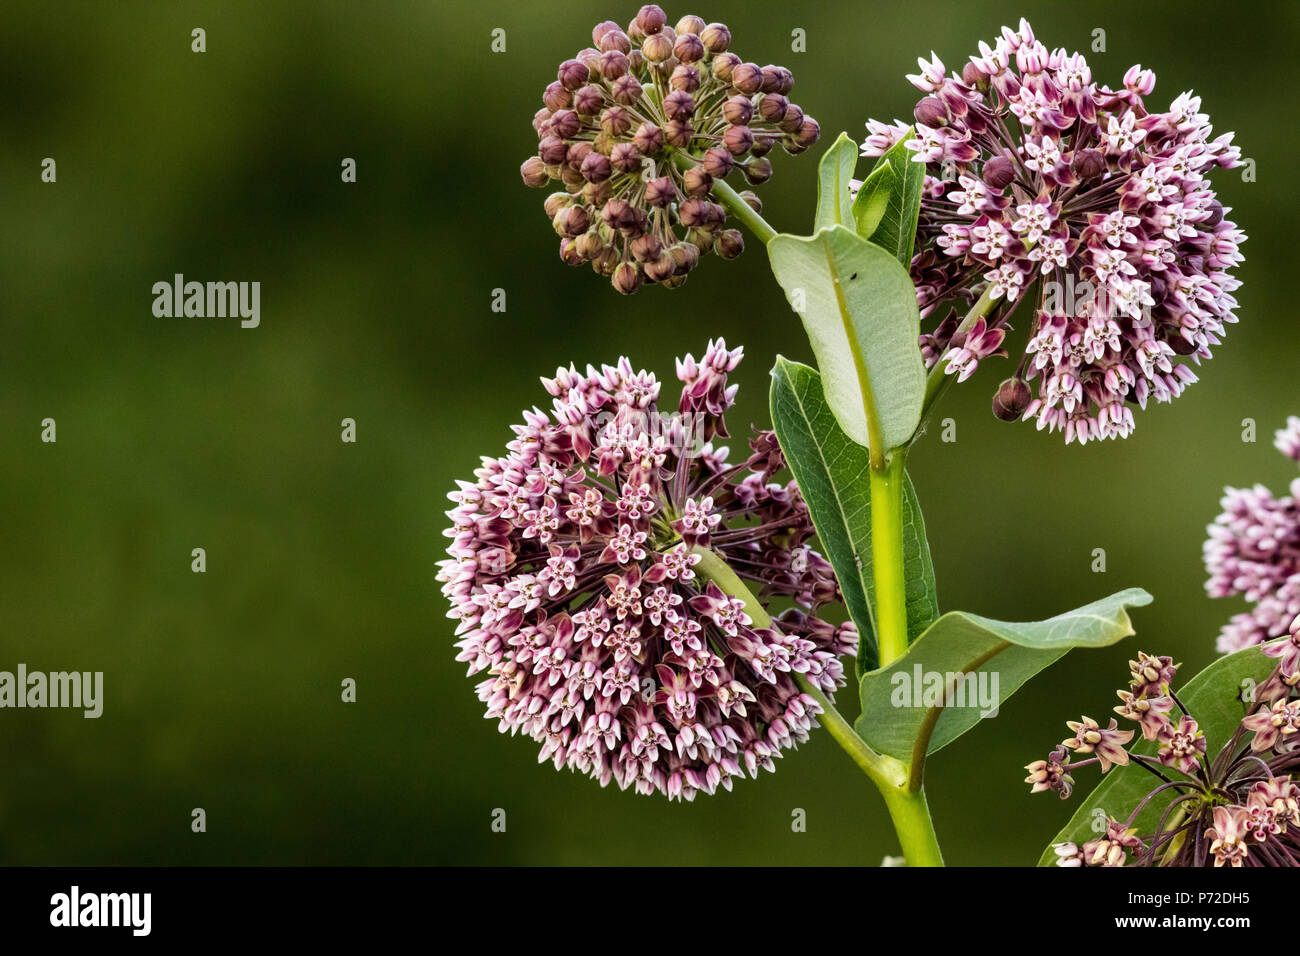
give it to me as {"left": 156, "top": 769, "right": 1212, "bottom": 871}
{"left": 438, "top": 340, "right": 855, "bottom": 799}
{"left": 1205, "top": 418, "right": 1300, "bottom": 653}
{"left": 861, "top": 19, "right": 1246, "bottom": 444}
{"left": 1035, "top": 638, "right": 1300, "bottom": 867}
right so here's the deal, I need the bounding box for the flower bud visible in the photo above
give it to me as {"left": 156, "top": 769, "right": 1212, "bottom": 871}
{"left": 682, "top": 165, "right": 712, "bottom": 196}
{"left": 553, "top": 204, "right": 590, "bottom": 237}
{"left": 520, "top": 157, "right": 550, "bottom": 188}
{"left": 1071, "top": 148, "right": 1106, "bottom": 181}
{"left": 543, "top": 192, "right": 570, "bottom": 217}
{"left": 723, "top": 95, "right": 754, "bottom": 126}
{"left": 700, "top": 148, "right": 734, "bottom": 178}
{"left": 591, "top": 245, "right": 618, "bottom": 275}
{"left": 731, "top": 62, "right": 764, "bottom": 95}
{"left": 644, "top": 250, "right": 676, "bottom": 282}
{"left": 612, "top": 261, "right": 643, "bottom": 294}
{"left": 982, "top": 155, "right": 1016, "bottom": 189}
{"left": 629, "top": 234, "right": 663, "bottom": 263}
{"left": 675, "top": 15, "right": 705, "bottom": 35}
{"left": 549, "top": 108, "right": 581, "bottom": 139}
{"left": 794, "top": 117, "right": 821, "bottom": 148}
{"left": 674, "top": 33, "right": 705, "bottom": 64}
{"left": 600, "top": 196, "right": 631, "bottom": 229}
{"left": 580, "top": 152, "right": 612, "bottom": 183}
{"left": 642, "top": 32, "right": 673, "bottom": 64}
{"left": 538, "top": 135, "right": 568, "bottom": 165}
{"left": 662, "top": 90, "right": 696, "bottom": 121}
{"left": 610, "top": 142, "right": 642, "bottom": 173}
{"left": 768, "top": 65, "right": 794, "bottom": 94}
{"left": 608, "top": 76, "right": 641, "bottom": 107}
{"left": 598, "top": 50, "right": 630, "bottom": 81}
{"left": 739, "top": 190, "right": 762, "bottom": 213}
{"left": 559, "top": 163, "right": 585, "bottom": 188}
{"left": 663, "top": 120, "right": 693, "bottom": 148}
{"left": 600, "top": 105, "right": 634, "bottom": 136}
{"left": 715, "top": 229, "right": 744, "bottom": 260}
{"left": 686, "top": 226, "right": 715, "bottom": 251}
{"left": 670, "top": 241, "right": 700, "bottom": 274}
{"left": 564, "top": 140, "right": 591, "bottom": 169}
{"left": 670, "top": 64, "right": 700, "bottom": 92}
{"left": 712, "top": 52, "right": 740, "bottom": 83}
{"left": 742, "top": 157, "right": 773, "bottom": 184}
{"left": 592, "top": 20, "right": 621, "bottom": 46}
{"left": 557, "top": 58, "right": 589, "bottom": 91}
{"left": 700, "top": 22, "right": 730, "bottom": 53}
{"left": 632, "top": 122, "right": 664, "bottom": 154}
{"left": 961, "top": 61, "right": 983, "bottom": 87}
{"left": 559, "top": 237, "right": 583, "bottom": 266}
{"left": 721, "top": 124, "right": 754, "bottom": 156}
{"left": 777, "top": 103, "right": 804, "bottom": 134}
{"left": 644, "top": 175, "right": 676, "bottom": 207}
{"left": 635, "top": 4, "right": 666, "bottom": 35}
{"left": 992, "top": 378, "right": 1032, "bottom": 421}
{"left": 678, "top": 198, "right": 711, "bottom": 227}
{"left": 749, "top": 133, "right": 776, "bottom": 158}
{"left": 542, "top": 81, "right": 571, "bottom": 111}
{"left": 574, "top": 230, "right": 604, "bottom": 259}
{"left": 757, "top": 93, "right": 788, "bottom": 123}
{"left": 598, "top": 28, "right": 631, "bottom": 55}
{"left": 573, "top": 84, "right": 603, "bottom": 115}
{"left": 914, "top": 96, "right": 948, "bottom": 127}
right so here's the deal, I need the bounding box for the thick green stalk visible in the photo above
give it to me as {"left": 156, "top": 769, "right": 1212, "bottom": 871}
{"left": 869, "top": 451, "right": 910, "bottom": 667}
{"left": 880, "top": 785, "right": 945, "bottom": 866}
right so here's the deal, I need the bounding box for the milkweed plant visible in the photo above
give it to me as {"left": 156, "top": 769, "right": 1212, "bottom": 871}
{"left": 438, "top": 9, "right": 1285, "bottom": 866}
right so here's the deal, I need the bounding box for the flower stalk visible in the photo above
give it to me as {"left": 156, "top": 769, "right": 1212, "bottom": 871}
{"left": 869, "top": 451, "right": 912, "bottom": 667}
{"left": 692, "top": 543, "right": 945, "bottom": 865}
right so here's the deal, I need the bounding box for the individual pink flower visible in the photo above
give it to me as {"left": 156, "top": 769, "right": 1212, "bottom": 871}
{"left": 438, "top": 340, "right": 856, "bottom": 800}
{"left": 1061, "top": 716, "right": 1133, "bottom": 772}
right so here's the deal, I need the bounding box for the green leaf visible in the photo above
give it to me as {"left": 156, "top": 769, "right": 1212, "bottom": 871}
{"left": 1036, "top": 645, "right": 1276, "bottom": 866}
{"left": 855, "top": 589, "right": 1154, "bottom": 761}
{"left": 851, "top": 131, "right": 924, "bottom": 267}
{"left": 814, "top": 132, "right": 857, "bottom": 232}
{"left": 767, "top": 225, "right": 926, "bottom": 454}
{"left": 769, "top": 358, "right": 939, "bottom": 671}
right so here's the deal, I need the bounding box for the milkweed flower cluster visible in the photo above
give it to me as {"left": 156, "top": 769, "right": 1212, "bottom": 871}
{"left": 860, "top": 19, "right": 1246, "bottom": 444}
{"left": 1032, "top": 633, "right": 1300, "bottom": 867}
{"left": 1205, "top": 417, "right": 1300, "bottom": 653}
{"left": 519, "top": 5, "right": 820, "bottom": 294}
{"left": 438, "top": 340, "right": 856, "bottom": 799}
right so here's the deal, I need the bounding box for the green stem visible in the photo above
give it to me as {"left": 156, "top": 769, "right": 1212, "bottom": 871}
{"left": 690, "top": 544, "right": 944, "bottom": 865}
{"left": 880, "top": 786, "right": 945, "bottom": 867}
{"left": 870, "top": 451, "right": 910, "bottom": 667}
{"left": 671, "top": 151, "right": 778, "bottom": 244}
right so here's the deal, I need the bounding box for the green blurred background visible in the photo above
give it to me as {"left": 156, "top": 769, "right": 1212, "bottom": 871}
{"left": 0, "top": 0, "right": 1294, "bottom": 865}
